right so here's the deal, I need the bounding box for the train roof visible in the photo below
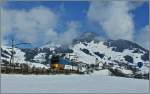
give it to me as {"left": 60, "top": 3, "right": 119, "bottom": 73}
{"left": 58, "top": 58, "right": 78, "bottom": 66}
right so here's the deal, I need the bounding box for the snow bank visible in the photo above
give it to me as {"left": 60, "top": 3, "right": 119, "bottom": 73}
{"left": 1, "top": 74, "right": 149, "bottom": 93}
{"left": 91, "top": 69, "right": 111, "bottom": 76}
{"left": 117, "top": 68, "right": 133, "bottom": 75}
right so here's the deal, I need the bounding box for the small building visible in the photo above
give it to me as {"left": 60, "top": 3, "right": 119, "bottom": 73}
{"left": 76, "top": 61, "right": 88, "bottom": 73}
{"left": 50, "top": 55, "right": 78, "bottom": 72}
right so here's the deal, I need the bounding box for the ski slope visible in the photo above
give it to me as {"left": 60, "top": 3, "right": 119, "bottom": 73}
{"left": 1, "top": 74, "right": 149, "bottom": 93}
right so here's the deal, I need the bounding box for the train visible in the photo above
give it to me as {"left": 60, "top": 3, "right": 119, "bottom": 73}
{"left": 1, "top": 54, "right": 89, "bottom": 74}
{"left": 50, "top": 55, "right": 88, "bottom": 73}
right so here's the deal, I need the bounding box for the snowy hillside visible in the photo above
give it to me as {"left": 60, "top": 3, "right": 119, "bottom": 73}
{"left": 66, "top": 40, "right": 149, "bottom": 74}
{"left": 1, "top": 46, "right": 49, "bottom": 69}
{"left": 1, "top": 36, "right": 149, "bottom": 78}
{"left": 71, "top": 32, "right": 149, "bottom": 68}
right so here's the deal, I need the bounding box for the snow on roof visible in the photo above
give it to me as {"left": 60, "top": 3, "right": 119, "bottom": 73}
{"left": 29, "top": 62, "right": 49, "bottom": 69}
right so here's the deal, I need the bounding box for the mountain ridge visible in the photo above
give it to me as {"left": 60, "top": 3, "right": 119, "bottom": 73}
{"left": 1, "top": 38, "right": 149, "bottom": 78}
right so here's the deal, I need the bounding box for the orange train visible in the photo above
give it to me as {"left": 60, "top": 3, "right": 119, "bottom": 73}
{"left": 50, "top": 55, "right": 78, "bottom": 71}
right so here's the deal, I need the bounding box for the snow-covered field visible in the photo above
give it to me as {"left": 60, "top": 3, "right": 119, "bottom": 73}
{"left": 1, "top": 74, "right": 149, "bottom": 93}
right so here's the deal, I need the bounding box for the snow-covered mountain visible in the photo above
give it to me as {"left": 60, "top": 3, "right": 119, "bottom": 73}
{"left": 68, "top": 40, "right": 149, "bottom": 73}
{"left": 1, "top": 46, "right": 49, "bottom": 69}
{"left": 1, "top": 32, "right": 149, "bottom": 78}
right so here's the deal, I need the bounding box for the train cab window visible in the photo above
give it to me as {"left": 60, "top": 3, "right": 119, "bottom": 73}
{"left": 51, "top": 55, "right": 60, "bottom": 64}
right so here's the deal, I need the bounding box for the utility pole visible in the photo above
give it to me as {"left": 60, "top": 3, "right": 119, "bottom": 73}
{"left": 10, "top": 39, "right": 31, "bottom": 72}
{"left": 9, "top": 39, "right": 31, "bottom": 72}
{"left": 11, "top": 39, "right": 14, "bottom": 64}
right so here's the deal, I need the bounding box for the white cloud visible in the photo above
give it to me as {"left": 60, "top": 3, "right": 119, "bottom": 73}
{"left": 87, "top": 1, "right": 135, "bottom": 40}
{"left": 44, "top": 21, "right": 79, "bottom": 46}
{"left": 135, "top": 25, "right": 149, "bottom": 49}
{"left": 1, "top": 6, "right": 79, "bottom": 47}
{"left": 1, "top": 7, "right": 58, "bottom": 46}
{"left": 58, "top": 21, "right": 79, "bottom": 45}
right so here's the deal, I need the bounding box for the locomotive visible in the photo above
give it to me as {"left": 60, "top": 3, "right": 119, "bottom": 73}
{"left": 50, "top": 54, "right": 88, "bottom": 73}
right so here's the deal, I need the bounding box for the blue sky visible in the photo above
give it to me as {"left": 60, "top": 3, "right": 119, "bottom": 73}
{"left": 131, "top": 2, "right": 149, "bottom": 31}
{"left": 1, "top": 1, "right": 149, "bottom": 48}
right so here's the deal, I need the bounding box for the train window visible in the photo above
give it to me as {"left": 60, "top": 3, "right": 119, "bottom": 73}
{"left": 51, "top": 55, "right": 59, "bottom": 64}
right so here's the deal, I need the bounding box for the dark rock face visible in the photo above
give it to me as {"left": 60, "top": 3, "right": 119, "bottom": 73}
{"left": 94, "top": 52, "right": 105, "bottom": 58}
{"left": 55, "top": 47, "right": 73, "bottom": 53}
{"left": 1, "top": 53, "right": 9, "bottom": 58}
{"left": 1, "top": 48, "right": 11, "bottom": 56}
{"left": 103, "top": 39, "right": 147, "bottom": 52}
{"left": 21, "top": 48, "right": 39, "bottom": 61}
{"left": 141, "top": 52, "right": 149, "bottom": 61}
{"left": 132, "top": 49, "right": 143, "bottom": 53}
{"left": 124, "top": 55, "right": 133, "bottom": 63}
{"left": 80, "top": 48, "right": 93, "bottom": 56}
{"left": 21, "top": 48, "right": 52, "bottom": 63}
{"left": 73, "top": 32, "right": 99, "bottom": 44}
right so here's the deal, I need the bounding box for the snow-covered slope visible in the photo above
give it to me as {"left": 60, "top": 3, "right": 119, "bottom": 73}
{"left": 33, "top": 53, "right": 46, "bottom": 63}
{"left": 66, "top": 40, "right": 149, "bottom": 74}
{"left": 72, "top": 32, "right": 148, "bottom": 67}
{"left": 63, "top": 32, "right": 149, "bottom": 76}
{"left": 1, "top": 46, "right": 49, "bottom": 69}
{"left": 1, "top": 74, "right": 149, "bottom": 93}
{"left": 1, "top": 37, "right": 149, "bottom": 77}
{"left": 70, "top": 40, "right": 148, "bottom": 64}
